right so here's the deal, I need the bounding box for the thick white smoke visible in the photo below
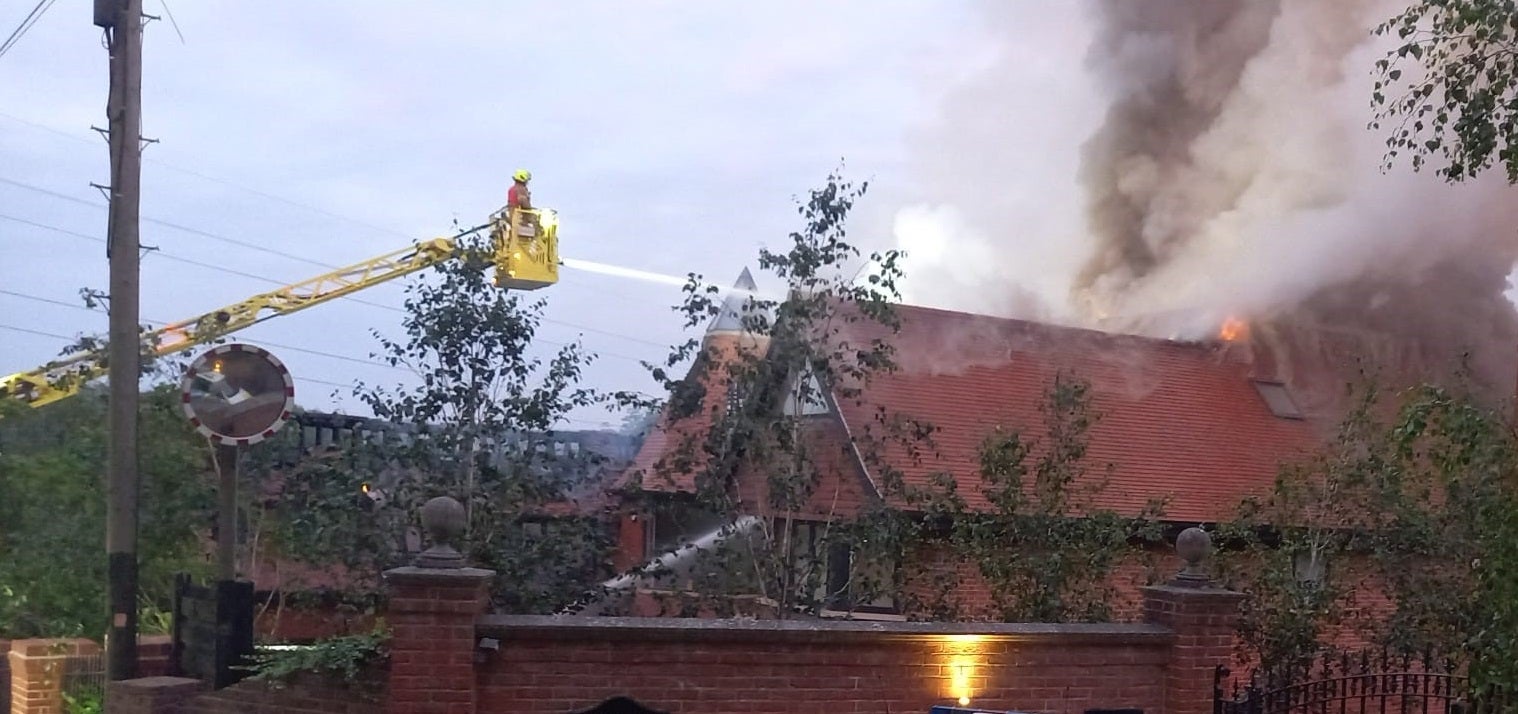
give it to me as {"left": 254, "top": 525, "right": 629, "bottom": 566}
{"left": 889, "top": 3, "right": 1104, "bottom": 321}
{"left": 891, "top": 0, "right": 1518, "bottom": 391}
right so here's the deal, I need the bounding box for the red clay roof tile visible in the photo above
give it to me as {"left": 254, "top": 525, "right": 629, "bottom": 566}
{"left": 832, "top": 304, "right": 1321, "bottom": 522}
{"left": 619, "top": 334, "right": 770, "bottom": 494}
{"left": 626, "top": 302, "right": 1324, "bottom": 523}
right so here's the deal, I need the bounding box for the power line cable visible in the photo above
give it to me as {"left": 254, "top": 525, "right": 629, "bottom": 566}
{"left": 0, "top": 179, "right": 671, "bottom": 352}
{"left": 0, "top": 117, "right": 678, "bottom": 335}
{"left": 0, "top": 211, "right": 407, "bottom": 314}
{"left": 3, "top": 110, "right": 656, "bottom": 311}
{"left": 0, "top": 322, "right": 73, "bottom": 341}
{"left": 291, "top": 375, "right": 355, "bottom": 391}
{"left": 0, "top": 176, "right": 342, "bottom": 270}
{"left": 0, "top": 319, "right": 621, "bottom": 428}
{"left": 0, "top": 111, "right": 416, "bottom": 240}
{"left": 1, "top": 113, "right": 674, "bottom": 322}
{"left": 0, "top": 287, "right": 621, "bottom": 377}
{"left": 0, "top": 120, "right": 649, "bottom": 426}
{"left": 3, "top": 318, "right": 366, "bottom": 404}
{"left": 0, "top": 303, "right": 626, "bottom": 428}
{"left": 156, "top": 0, "right": 185, "bottom": 44}
{"left": 0, "top": 0, "right": 58, "bottom": 60}
{"left": 0, "top": 323, "right": 341, "bottom": 397}
{"left": 0, "top": 289, "right": 625, "bottom": 425}
{"left": 0, "top": 211, "right": 666, "bottom": 362}
{"left": 0, "top": 288, "right": 81, "bottom": 311}
{"left": 0, "top": 287, "right": 413, "bottom": 373}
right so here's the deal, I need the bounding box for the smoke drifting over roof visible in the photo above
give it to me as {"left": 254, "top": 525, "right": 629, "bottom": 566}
{"left": 893, "top": 0, "right": 1518, "bottom": 394}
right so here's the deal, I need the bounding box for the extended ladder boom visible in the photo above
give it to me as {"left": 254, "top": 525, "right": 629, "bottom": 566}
{"left": 2, "top": 205, "right": 560, "bottom": 409}
{"left": 1, "top": 238, "right": 460, "bottom": 408}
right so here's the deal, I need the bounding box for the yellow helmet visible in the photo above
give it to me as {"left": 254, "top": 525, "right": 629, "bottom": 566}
{"left": 513, "top": 169, "right": 531, "bottom": 183}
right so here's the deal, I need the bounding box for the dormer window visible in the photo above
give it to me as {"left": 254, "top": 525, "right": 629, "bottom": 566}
{"left": 1252, "top": 380, "right": 1304, "bottom": 420}
{"left": 783, "top": 366, "right": 830, "bottom": 416}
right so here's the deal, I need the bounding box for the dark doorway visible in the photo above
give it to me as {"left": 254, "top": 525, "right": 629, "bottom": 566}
{"left": 575, "top": 697, "right": 669, "bottom": 714}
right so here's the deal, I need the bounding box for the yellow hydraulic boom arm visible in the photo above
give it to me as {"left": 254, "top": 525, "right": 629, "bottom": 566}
{"left": 0, "top": 207, "right": 559, "bottom": 409}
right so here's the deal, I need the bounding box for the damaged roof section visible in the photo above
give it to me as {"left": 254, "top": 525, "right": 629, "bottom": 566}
{"left": 828, "top": 304, "right": 1321, "bottom": 522}
{"left": 625, "top": 301, "right": 1326, "bottom": 524}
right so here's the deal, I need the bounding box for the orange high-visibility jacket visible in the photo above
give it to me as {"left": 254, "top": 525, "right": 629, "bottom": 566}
{"left": 508, "top": 183, "right": 532, "bottom": 210}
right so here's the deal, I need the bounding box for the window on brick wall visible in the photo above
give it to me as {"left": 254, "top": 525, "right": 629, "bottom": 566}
{"left": 647, "top": 503, "right": 727, "bottom": 560}
{"left": 725, "top": 382, "right": 749, "bottom": 416}
{"left": 1294, "top": 549, "right": 1327, "bottom": 587}
{"left": 787, "top": 520, "right": 898, "bottom": 616}
{"left": 827, "top": 543, "right": 898, "bottom": 616}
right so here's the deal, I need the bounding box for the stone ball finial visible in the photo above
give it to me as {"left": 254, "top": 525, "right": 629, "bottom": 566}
{"left": 415, "top": 496, "right": 467, "bottom": 569}
{"left": 1172, "top": 526, "right": 1213, "bottom": 587}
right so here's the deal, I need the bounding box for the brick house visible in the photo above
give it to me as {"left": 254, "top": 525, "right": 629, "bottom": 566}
{"left": 604, "top": 271, "right": 1408, "bottom": 622}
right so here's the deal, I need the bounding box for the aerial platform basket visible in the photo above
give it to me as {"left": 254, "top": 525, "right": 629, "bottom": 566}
{"left": 492, "top": 207, "right": 560, "bottom": 290}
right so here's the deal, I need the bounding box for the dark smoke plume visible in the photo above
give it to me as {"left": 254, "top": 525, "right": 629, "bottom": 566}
{"left": 1072, "top": 0, "right": 1518, "bottom": 397}
{"left": 891, "top": 1, "right": 1518, "bottom": 397}
{"left": 1076, "top": 1, "right": 1282, "bottom": 298}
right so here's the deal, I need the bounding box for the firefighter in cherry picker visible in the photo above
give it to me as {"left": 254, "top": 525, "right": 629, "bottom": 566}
{"left": 506, "top": 168, "right": 539, "bottom": 242}
{"left": 508, "top": 168, "right": 532, "bottom": 210}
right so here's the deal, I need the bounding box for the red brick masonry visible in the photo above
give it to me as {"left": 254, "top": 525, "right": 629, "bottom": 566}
{"left": 95, "top": 564, "right": 1240, "bottom": 714}
{"left": 475, "top": 616, "right": 1174, "bottom": 714}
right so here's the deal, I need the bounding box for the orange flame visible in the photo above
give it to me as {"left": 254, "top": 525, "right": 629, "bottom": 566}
{"left": 1219, "top": 316, "right": 1248, "bottom": 342}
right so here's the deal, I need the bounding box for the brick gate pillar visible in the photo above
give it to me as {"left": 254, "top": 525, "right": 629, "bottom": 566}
{"left": 1142, "top": 527, "right": 1243, "bottom": 714}
{"left": 383, "top": 496, "right": 494, "bottom": 714}
{"left": 9, "top": 638, "right": 97, "bottom": 714}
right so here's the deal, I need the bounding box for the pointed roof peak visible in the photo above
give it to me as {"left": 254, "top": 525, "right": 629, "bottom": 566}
{"left": 707, "top": 267, "right": 763, "bottom": 335}
{"left": 733, "top": 267, "right": 757, "bottom": 293}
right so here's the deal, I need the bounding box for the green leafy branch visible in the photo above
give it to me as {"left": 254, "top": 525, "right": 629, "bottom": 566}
{"left": 243, "top": 624, "right": 390, "bottom": 685}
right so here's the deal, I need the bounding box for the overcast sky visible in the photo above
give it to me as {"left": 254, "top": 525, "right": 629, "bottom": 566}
{"left": 0, "top": 1, "right": 1098, "bottom": 429}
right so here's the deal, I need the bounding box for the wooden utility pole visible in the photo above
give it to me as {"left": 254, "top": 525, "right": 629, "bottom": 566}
{"left": 214, "top": 444, "right": 239, "bottom": 581}
{"left": 96, "top": 0, "right": 145, "bottom": 682}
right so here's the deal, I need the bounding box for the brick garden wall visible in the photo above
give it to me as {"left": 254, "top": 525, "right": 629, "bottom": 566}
{"left": 191, "top": 674, "right": 382, "bottom": 714}
{"left": 475, "top": 616, "right": 1174, "bottom": 714}
{"left": 106, "top": 671, "right": 382, "bottom": 714}
{"left": 87, "top": 581, "right": 1239, "bottom": 714}
{"left": 90, "top": 499, "right": 1243, "bottom": 714}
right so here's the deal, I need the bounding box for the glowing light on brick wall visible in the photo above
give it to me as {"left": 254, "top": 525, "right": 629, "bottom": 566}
{"left": 937, "top": 635, "right": 988, "bottom": 706}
